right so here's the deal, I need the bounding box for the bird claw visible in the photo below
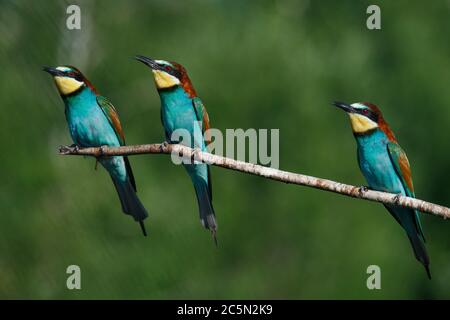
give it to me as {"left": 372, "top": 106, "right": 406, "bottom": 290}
{"left": 358, "top": 185, "right": 369, "bottom": 196}
{"left": 191, "top": 147, "right": 201, "bottom": 164}
{"left": 160, "top": 141, "right": 170, "bottom": 152}
{"left": 393, "top": 193, "right": 402, "bottom": 205}
{"left": 93, "top": 146, "right": 108, "bottom": 169}
{"left": 69, "top": 144, "right": 80, "bottom": 151}
{"left": 97, "top": 145, "right": 108, "bottom": 157}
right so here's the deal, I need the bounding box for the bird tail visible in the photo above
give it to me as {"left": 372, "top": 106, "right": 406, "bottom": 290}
{"left": 112, "top": 177, "right": 149, "bottom": 236}
{"left": 193, "top": 178, "right": 217, "bottom": 242}
{"left": 407, "top": 232, "right": 431, "bottom": 279}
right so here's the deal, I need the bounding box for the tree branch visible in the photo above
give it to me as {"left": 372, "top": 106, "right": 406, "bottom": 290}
{"left": 58, "top": 143, "right": 450, "bottom": 219}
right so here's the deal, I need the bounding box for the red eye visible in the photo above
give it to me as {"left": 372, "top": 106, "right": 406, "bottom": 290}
{"left": 165, "top": 66, "right": 171, "bottom": 71}
{"left": 362, "top": 109, "right": 369, "bottom": 114}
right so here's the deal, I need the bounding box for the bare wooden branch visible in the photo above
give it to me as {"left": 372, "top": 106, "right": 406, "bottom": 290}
{"left": 58, "top": 143, "right": 450, "bottom": 219}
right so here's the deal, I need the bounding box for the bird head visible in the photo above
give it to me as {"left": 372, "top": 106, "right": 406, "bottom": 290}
{"left": 43, "top": 65, "right": 95, "bottom": 96}
{"left": 134, "top": 55, "right": 197, "bottom": 97}
{"left": 333, "top": 101, "right": 382, "bottom": 133}
{"left": 333, "top": 101, "right": 396, "bottom": 140}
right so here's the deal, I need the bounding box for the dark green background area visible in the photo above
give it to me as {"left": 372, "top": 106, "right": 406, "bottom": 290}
{"left": 0, "top": 0, "right": 449, "bottom": 299}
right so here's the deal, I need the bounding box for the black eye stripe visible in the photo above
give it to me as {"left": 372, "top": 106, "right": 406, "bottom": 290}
{"left": 64, "top": 71, "right": 83, "bottom": 81}
{"left": 159, "top": 64, "right": 181, "bottom": 79}
{"left": 357, "top": 109, "right": 378, "bottom": 122}
{"left": 157, "top": 64, "right": 169, "bottom": 71}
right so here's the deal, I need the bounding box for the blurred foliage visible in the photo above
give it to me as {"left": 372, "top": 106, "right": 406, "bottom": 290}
{"left": 0, "top": 0, "right": 449, "bottom": 299}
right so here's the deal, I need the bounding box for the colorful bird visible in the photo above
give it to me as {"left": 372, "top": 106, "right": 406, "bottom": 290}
{"left": 43, "top": 66, "right": 149, "bottom": 236}
{"left": 333, "top": 101, "right": 430, "bottom": 278}
{"left": 134, "top": 55, "right": 217, "bottom": 243}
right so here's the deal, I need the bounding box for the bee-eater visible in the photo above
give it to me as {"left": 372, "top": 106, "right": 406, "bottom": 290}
{"left": 134, "top": 55, "right": 217, "bottom": 243}
{"left": 43, "top": 66, "right": 148, "bottom": 236}
{"left": 333, "top": 101, "right": 430, "bottom": 278}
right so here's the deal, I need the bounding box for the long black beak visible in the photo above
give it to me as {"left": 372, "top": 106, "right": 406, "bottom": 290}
{"left": 134, "top": 55, "right": 158, "bottom": 70}
{"left": 42, "top": 66, "right": 64, "bottom": 76}
{"left": 332, "top": 101, "right": 354, "bottom": 113}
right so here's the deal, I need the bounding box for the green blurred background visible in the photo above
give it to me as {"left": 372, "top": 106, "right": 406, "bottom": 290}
{"left": 0, "top": 0, "right": 449, "bottom": 299}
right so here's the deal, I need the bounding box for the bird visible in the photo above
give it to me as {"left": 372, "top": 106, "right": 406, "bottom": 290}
{"left": 333, "top": 101, "right": 430, "bottom": 278}
{"left": 134, "top": 55, "right": 217, "bottom": 244}
{"left": 43, "top": 65, "right": 149, "bottom": 236}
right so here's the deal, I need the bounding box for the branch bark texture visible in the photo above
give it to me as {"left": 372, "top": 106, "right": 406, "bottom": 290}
{"left": 58, "top": 143, "right": 450, "bottom": 219}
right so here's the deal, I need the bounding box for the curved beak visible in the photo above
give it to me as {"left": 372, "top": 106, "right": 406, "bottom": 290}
{"left": 134, "top": 55, "right": 159, "bottom": 70}
{"left": 42, "top": 66, "right": 64, "bottom": 76}
{"left": 332, "top": 101, "right": 354, "bottom": 113}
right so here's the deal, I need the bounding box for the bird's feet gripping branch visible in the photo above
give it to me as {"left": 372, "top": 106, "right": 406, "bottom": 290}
{"left": 393, "top": 193, "right": 403, "bottom": 205}
{"left": 159, "top": 141, "right": 170, "bottom": 153}
{"left": 358, "top": 185, "right": 369, "bottom": 196}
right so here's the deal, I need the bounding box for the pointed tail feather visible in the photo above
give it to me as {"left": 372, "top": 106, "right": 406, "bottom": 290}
{"left": 112, "top": 178, "right": 149, "bottom": 236}
{"left": 193, "top": 178, "right": 217, "bottom": 236}
{"left": 407, "top": 233, "right": 431, "bottom": 279}
{"left": 139, "top": 220, "right": 147, "bottom": 237}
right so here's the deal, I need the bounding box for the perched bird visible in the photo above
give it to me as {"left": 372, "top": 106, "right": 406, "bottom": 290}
{"left": 333, "top": 101, "right": 430, "bottom": 278}
{"left": 134, "top": 55, "right": 217, "bottom": 243}
{"left": 43, "top": 66, "right": 148, "bottom": 236}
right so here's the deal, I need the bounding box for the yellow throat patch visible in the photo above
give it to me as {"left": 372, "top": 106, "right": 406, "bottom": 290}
{"left": 152, "top": 70, "right": 180, "bottom": 89}
{"left": 54, "top": 76, "right": 84, "bottom": 95}
{"left": 348, "top": 113, "right": 378, "bottom": 133}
